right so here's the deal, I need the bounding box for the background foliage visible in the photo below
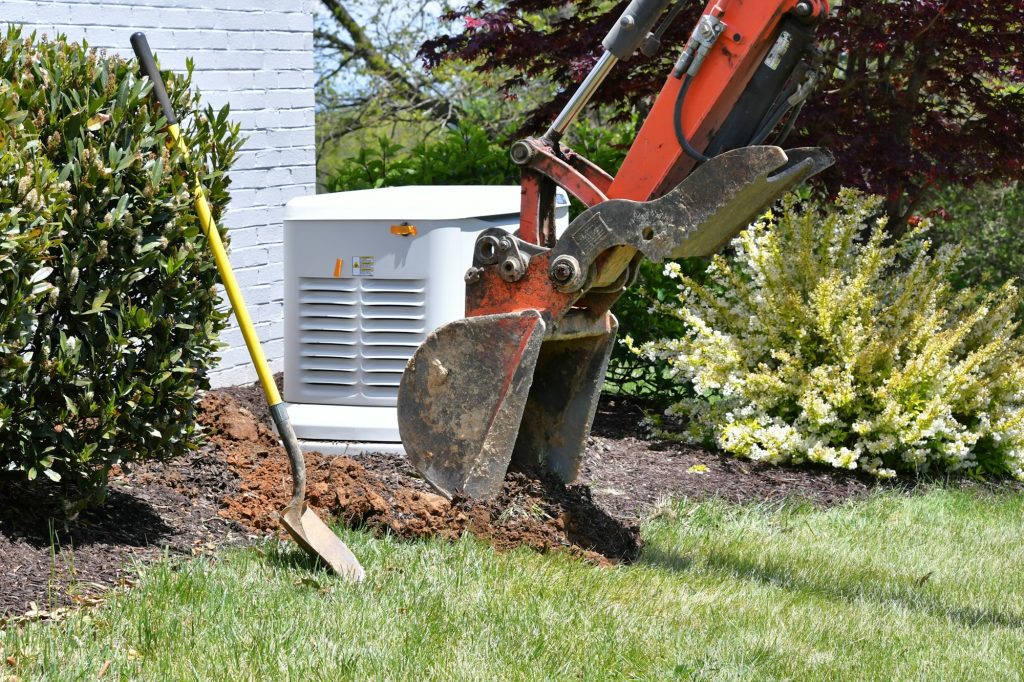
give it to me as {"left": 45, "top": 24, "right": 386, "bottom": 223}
{"left": 322, "top": 123, "right": 518, "bottom": 192}
{"left": 928, "top": 182, "right": 1024, "bottom": 295}
{"left": 315, "top": 0, "right": 557, "bottom": 182}
{"left": 421, "top": 0, "right": 1024, "bottom": 229}
{"left": 0, "top": 28, "right": 240, "bottom": 498}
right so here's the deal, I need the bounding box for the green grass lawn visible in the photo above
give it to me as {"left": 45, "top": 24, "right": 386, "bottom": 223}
{"left": 3, "top": 486, "right": 1023, "bottom": 680}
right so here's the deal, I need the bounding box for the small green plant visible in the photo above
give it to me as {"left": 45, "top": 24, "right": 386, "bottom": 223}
{"left": 0, "top": 28, "right": 241, "bottom": 499}
{"left": 641, "top": 190, "right": 1024, "bottom": 479}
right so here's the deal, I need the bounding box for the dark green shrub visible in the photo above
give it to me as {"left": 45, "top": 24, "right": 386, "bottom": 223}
{"left": 927, "top": 182, "right": 1024, "bottom": 295}
{"left": 603, "top": 259, "right": 700, "bottom": 406}
{"left": 323, "top": 116, "right": 639, "bottom": 193}
{"left": 0, "top": 27, "right": 241, "bottom": 497}
{"left": 323, "top": 123, "right": 519, "bottom": 192}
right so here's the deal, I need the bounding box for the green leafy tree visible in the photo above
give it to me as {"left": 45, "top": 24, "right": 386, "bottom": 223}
{"left": 314, "top": 0, "right": 559, "bottom": 183}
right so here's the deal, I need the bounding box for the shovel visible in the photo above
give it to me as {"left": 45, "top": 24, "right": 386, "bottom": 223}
{"left": 131, "top": 33, "right": 364, "bottom": 581}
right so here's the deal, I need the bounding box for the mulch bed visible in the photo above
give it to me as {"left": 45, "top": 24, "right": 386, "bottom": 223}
{"left": 0, "top": 445, "right": 247, "bottom": 621}
{"left": 1, "top": 380, "right": 877, "bottom": 620}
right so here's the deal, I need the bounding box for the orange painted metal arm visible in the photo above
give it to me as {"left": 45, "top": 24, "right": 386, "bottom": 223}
{"left": 609, "top": 0, "right": 829, "bottom": 201}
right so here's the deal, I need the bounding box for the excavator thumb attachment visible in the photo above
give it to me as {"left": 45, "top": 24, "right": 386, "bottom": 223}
{"left": 399, "top": 146, "right": 834, "bottom": 500}
{"left": 398, "top": 310, "right": 547, "bottom": 499}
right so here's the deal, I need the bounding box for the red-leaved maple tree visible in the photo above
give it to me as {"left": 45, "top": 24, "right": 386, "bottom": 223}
{"left": 421, "top": 1, "right": 1024, "bottom": 230}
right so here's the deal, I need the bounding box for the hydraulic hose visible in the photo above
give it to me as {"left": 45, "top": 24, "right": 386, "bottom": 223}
{"left": 748, "top": 82, "right": 800, "bottom": 145}
{"left": 771, "top": 98, "right": 806, "bottom": 146}
{"left": 672, "top": 75, "right": 709, "bottom": 164}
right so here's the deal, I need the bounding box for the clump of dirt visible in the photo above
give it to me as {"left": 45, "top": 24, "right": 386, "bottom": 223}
{"left": 201, "top": 393, "right": 641, "bottom": 564}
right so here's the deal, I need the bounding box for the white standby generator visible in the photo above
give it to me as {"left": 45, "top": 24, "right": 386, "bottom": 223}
{"left": 283, "top": 185, "right": 570, "bottom": 454}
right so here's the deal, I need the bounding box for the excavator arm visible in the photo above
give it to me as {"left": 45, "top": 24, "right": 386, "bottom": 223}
{"left": 398, "top": 0, "right": 835, "bottom": 499}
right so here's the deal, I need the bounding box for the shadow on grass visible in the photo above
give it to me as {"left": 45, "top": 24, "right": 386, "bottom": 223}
{"left": 262, "top": 542, "right": 338, "bottom": 574}
{"left": 641, "top": 545, "right": 1024, "bottom": 631}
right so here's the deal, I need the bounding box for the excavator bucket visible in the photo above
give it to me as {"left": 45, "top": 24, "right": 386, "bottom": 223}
{"left": 510, "top": 311, "right": 617, "bottom": 485}
{"left": 399, "top": 146, "right": 834, "bottom": 500}
{"left": 398, "top": 308, "right": 617, "bottom": 499}
{"left": 398, "top": 310, "right": 547, "bottom": 499}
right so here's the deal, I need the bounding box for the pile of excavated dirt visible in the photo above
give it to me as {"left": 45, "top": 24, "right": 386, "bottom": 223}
{"left": 200, "top": 393, "right": 641, "bottom": 565}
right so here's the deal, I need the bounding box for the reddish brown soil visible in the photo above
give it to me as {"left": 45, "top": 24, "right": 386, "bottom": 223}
{"left": 201, "top": 393, "right": 640, "bottom": 565}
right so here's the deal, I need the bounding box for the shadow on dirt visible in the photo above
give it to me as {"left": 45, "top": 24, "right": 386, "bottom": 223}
{"left": 0, "top": 481, "right": 173, "bottom": 551}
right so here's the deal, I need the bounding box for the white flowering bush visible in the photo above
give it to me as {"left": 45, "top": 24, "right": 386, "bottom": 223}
{"left": 641, "top": 190, "right": 1024, "bottom": 479}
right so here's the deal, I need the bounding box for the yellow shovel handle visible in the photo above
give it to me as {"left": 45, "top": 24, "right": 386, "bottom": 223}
{"left": 167, "top": 124, "right": 283, "bottom": 406}
{"left": 130, "top": 30, "right": 280, "bottom": 406}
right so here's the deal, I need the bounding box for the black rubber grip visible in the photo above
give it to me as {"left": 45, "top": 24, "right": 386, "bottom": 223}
{"left": 130, "top": 32, "right": 177, "bottom": 125}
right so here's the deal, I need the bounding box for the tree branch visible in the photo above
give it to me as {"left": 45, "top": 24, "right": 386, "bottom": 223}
{"left": 318, "top": 0, "right": 457, "bottom": 126}
{"left": 314, "top": 28, "right": 355, "bottom": 56}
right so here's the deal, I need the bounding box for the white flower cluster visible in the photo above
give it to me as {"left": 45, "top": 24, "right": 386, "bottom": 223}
{"left": 645, "top": 190, "right": 1024, "bottom": 480}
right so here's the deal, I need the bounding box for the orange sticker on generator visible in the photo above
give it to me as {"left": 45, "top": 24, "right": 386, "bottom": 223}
{"left": 333, "top": 258, "right": 343, "bottom": 278}
{"left": 390, "top": 223, "right": 417, "bottom": 236}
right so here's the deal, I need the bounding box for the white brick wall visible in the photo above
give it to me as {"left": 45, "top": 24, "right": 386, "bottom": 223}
{"left": 5, "top": 0, "right": 319, "bottom": 387}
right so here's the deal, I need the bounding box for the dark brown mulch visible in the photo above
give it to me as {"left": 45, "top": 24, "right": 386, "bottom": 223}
{"left": 1, "top": 379, "right": 880, "bottom": 619}
{"left": 583, "top": 397, "right": 875, "bottom": 521}
{"left": 0, "top": 446, "right": 247, "bottom": 620}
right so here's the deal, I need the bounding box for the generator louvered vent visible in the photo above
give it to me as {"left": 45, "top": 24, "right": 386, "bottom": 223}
{"left": 297, "top": 277, "right": 426, "bottom": 406}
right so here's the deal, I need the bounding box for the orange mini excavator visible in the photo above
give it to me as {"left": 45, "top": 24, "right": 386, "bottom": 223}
{"left": 398, "top": 0, "right": 835, "bottom": 499}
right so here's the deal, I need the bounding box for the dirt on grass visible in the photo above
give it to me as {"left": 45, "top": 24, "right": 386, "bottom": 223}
{"left": 1, "top": 379, "right": 878, "bottom": 619}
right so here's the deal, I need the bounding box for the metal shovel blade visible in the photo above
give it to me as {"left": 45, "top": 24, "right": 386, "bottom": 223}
{"left": 398, "top": 309, "right": 547, "bottom": 499}
{"left": 280, "top": 503, "right": 365, "bottom": 581}
{"left": 272, "top": 404, "right": 365, "bottom": 581}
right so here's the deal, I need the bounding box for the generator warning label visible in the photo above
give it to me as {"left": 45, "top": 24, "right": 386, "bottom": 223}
{"left": 352, "top": 256, "right": 375, "bottom": 276}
